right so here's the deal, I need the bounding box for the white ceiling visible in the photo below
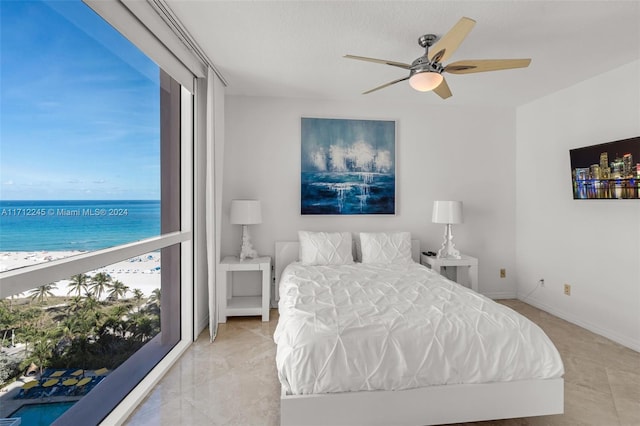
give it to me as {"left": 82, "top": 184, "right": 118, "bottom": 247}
{"left": 167, "top": 1, "right": 640, "bottom": 107}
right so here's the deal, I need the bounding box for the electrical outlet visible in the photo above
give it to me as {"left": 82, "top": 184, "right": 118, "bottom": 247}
{"left": 564, "top": 284, "right": 571, "bottom": 296}
{"left": 539, "top": 278, "right": 545, "bottom": 287}
{"left": 500, "top": 268, "right": 506, "bottom": 278}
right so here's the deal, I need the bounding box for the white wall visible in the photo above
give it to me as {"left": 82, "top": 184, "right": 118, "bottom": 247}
{"left": 516, "top": 60, "right": 640, "bottom": 351}
{"left": 223, "top": 96, "right": 517, "bottom": 299}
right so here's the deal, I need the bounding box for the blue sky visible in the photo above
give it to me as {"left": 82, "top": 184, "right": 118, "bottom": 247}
{"left": 0, "top": 0, "right": 160, "bottom": 200}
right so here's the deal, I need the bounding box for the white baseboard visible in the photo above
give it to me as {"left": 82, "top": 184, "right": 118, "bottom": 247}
{"left": 483, "top": 291, "right": 517, "bottom": 300}
{"left": 195, "top": 314, "right": 208, "bottom": 340}
{"left": 519, "top": 296, "right": 640, "bottom": 352}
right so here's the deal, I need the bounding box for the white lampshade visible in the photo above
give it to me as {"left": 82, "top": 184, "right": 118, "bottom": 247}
{"left": 230, "top": 200, "right": 262, "bottom": 225}
{"left": 409, "top": 72, "right": 443, "bottom": 92}
{"left": 432, "top": 201, "right": 463, "bottom": 224}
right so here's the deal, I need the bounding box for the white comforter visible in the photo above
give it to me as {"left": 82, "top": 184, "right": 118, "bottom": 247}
{"left": 274, "top": 262, "right": 564, "bottom": 395}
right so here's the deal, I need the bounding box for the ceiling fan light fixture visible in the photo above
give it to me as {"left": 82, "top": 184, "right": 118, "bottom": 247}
{"left": 409, "top": 71, "right": 443, "bottom": 92}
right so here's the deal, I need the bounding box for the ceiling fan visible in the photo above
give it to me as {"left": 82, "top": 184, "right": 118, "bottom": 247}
{"left": 344, "top": 17, "right": 531, "bottom": 99}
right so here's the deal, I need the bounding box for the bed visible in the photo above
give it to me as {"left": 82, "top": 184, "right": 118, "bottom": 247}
{"left": 274, "top": 232, "right": 564, "bottom": 426}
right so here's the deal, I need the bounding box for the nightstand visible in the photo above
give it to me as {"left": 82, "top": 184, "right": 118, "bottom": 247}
{"left": 218, "top": 256, "right": 271, "bottom": 323}
{"left": 421, "top": 253, "right": 478, "bottom": 292}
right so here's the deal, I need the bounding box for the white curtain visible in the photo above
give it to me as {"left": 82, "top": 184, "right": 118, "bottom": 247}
{"left": 206, "top": 68, "right": 225, "bottom": 340}
{"left": 206, "top": 68, "right": 217, "bottom": 340}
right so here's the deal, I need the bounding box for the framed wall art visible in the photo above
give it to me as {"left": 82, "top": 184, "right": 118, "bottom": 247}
{"left": 301, "top": 117, "right": 396, "bottom": 214}
{"left": 570, "top": 136, "right": 639, "bottom": 200}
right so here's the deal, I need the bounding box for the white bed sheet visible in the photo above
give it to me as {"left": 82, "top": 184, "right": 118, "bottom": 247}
{"left": 274, "top": 262, "right": 563, "bottom": 396}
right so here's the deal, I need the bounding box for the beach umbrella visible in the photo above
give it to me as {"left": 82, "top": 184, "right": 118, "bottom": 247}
{"left": 22, "top": 381, "right": 38, "bottom": 390}
{"left": 50, "top": 370, "right": 66, "bottom": 377}
{"left": 94, "top": 367, "right": 109, "bottom": 376}
{"left": 42, "top": 378, "right": 59, "bottom": 387}
{"left": 77, "top": 377, "right": 92, "bottom": 386}
{"left": 62, "top": 378, "right": 78, "bottom": 386}
{"left": 71, "top": 369, "right": 84, "bottom": 376}
{"left": 25, "top": 362, "right": 38, "bottom": 377}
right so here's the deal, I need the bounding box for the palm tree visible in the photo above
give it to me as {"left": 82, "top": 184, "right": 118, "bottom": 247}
{"left": 132, "top": 289, "right": 144, "bottom": 310}
{"left": 68, "top": 296, "right": 84, "bottom": 313}
{"left": 148, "top": 288, "right": 161, "bottom": 308}
{"left": 60, "top": 316, "right": 82, "bottom": 339}
{"left": 67, "top": 274, "right": 89, "bottom": 297}
{"left": 83, "top": 294, "right": 104, "bottom": 329}
{"left": 145, "top": 288, "right": 161, "bottom": 317}
{"left": 29, "top": 335, "right": 54, "bottom": 375}
{"left": 133, "top": 316, "right": 155, "bottom": 342}
{"left": 109, "top": 305, "right": 129, "bottom": 320}
{"left": 57, "top": 316, "right": 86, "bottom": 352}
{"left": 0, "top": 303, "right": 17, "bottom": 349}
{"left": 89, "top": 273, "right": 112, "bottom": 300}
{"left": 82, "top": 294, "right": 99, "bottom": 313}
{"left": 107, "top": 280, "right": 129, "bottom": 301}
{"left": 105, "top": 305, "right": 129, "bottom": 338}
{"left": 29, "top": 283, "right": 57, "bottom": 305}
{"left": 19, "top": 323, "right": 38, "bottom": 361}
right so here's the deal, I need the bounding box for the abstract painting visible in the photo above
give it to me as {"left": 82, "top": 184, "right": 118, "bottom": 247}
{"left": 570, "top": 136, "right": 639, "bottom": 200}
{"left": 301, "top": 117, "right": 396, "bottom": 214}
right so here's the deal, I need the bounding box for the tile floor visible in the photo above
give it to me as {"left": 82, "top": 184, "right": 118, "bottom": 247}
{"left": 126, "top": 300, "right": 640, "bottom": 426}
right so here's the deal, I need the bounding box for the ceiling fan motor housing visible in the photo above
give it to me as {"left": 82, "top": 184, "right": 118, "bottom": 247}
{"left": 410, "top": 56, "right": 444, "bottom": 76}
{"left": 412, "top": 33, "right": 444, "bottom": 76}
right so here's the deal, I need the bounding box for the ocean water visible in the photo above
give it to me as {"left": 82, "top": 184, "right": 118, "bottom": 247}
{"left": 0, "top": 200, "right": 160, "bottom": 251}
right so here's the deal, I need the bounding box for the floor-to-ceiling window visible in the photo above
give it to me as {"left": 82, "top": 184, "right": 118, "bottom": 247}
{"left": 0, "top": 1, "right": 193, "bottom": 424}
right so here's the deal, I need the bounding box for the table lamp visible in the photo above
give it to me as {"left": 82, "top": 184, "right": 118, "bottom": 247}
{"left": 230, "top": 199, "right": 262, "bottom": 261}
{"left": 432, "top": 200, "right": 463, "bottom": 259}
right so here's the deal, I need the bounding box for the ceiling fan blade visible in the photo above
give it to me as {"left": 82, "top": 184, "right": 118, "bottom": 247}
{"left": 432, "top": 77, "right": 452, "bottom": 99}
{"left": 344, "top": 54, "right": 411, "bottom": 70}
{"left": 445, "top": 59, "right": 532, "bottom": 74}
{"left": 428, "top": 17, "right": 476, "bottom": 63}
{"left": 362, "top": 76, "right": 410, "bottom": 94}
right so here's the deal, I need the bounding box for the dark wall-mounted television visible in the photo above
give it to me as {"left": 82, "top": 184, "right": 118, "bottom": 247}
{"left": 570, "top": 136, "right": 639, "bottom": 200}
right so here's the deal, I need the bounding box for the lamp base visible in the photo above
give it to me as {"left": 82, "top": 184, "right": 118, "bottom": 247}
{"left": 436, "top": 223, "right": 461, "bottom": 259}
{"left": 239, "top": 225, "right": 258, "bottom": 261}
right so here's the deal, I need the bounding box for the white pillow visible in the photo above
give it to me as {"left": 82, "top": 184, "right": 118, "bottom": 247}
{"left": 298, "top": 231, "right": 354, "bottom": 265}
{"left": 360, "top": 232, "right": 413, "bottom": 264}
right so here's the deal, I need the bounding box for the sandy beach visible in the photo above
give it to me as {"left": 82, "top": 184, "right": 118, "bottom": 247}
{"left": 0, "top": 251, "right": 161, "bottom": 298}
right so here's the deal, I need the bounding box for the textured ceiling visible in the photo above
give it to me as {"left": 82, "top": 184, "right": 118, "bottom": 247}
{"left": 167, "top": 1, "right": 640, "bottom": 107}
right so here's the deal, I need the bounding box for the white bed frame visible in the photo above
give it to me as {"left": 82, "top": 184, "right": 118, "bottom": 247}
{"left": 274, "top": 240, "right": 564, "bottom": 426}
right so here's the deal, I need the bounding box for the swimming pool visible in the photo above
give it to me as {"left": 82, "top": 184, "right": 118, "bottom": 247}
{"left": 8, "top": 401, "right": 76, "bottom": 426}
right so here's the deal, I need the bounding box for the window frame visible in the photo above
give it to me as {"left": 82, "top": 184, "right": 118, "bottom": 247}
{"left": 1, "top": 0, "right": 211, "bottom": 421}
{"left": 98, "top": 84, "right": 196, "bottom": 425}
{"left": 0, "top": 233, "right": 189, "bottom": 300}
{"left": 0, "top": 73, "right": 194, "bottom": 426}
